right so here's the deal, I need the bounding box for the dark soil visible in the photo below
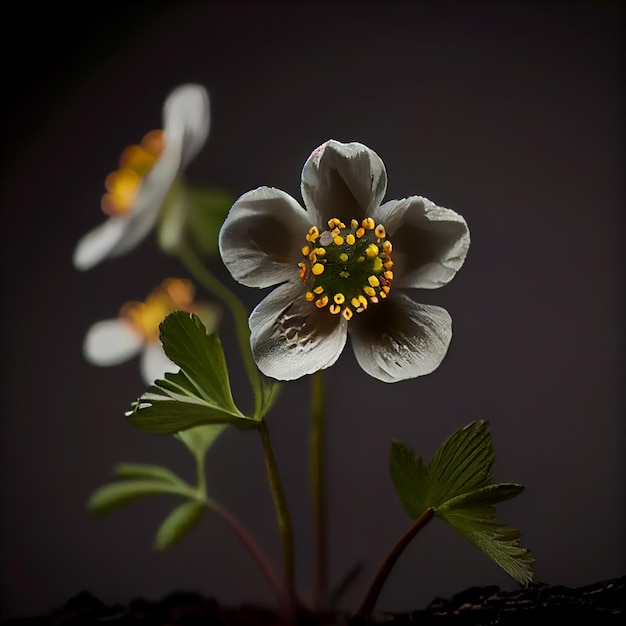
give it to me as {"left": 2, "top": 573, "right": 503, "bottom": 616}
{"left": 4, "top": 576, "right": 624, "bottom": 625}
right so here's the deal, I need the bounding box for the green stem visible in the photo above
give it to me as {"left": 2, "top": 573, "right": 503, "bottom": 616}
{"left": 358, "top": 507, "right": 436, "bottom": 618}
{"left": 309, "top": 371, "right": 327, "bottom": 611}
{"left": 208, "top": 498, "right": 292, "bottom": 618}
{"left": 259, "top": 420, "right": 296, "bottom": 613}
{"left": 177, "top": 242, "right": 264, "bottom": 417}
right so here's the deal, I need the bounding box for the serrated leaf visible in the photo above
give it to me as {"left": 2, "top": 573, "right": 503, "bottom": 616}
{"left": 390, "top": 421, "right": 533, "bottom": 585}
{"left": 114, "top": 463, "right": 188, "bottom": 487}
{"left": 427, "top": 420, "right": 494, "bottom": 505}
{"left": 87, "top": 480, "right": 195, "bottom": 517}
{"left": 160, "top": 311, "right": 238, "bottom": 409}
{"left": 126, "top": 312, "right": 258, "bottom": 434}
{"left": 390, "top": 441, "right": 430, "bottom": 519}
{"left": 437, "top": 493, "right": 534, "bottom": 585}
{"left": 154, "top": 499, "right": 206, "bottom": 551}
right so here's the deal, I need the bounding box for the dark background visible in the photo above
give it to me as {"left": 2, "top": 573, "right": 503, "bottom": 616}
{"left": 1, "top": 1, "right": 624, "bottom": 620}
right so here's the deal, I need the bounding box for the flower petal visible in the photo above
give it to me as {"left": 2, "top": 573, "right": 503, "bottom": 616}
{"left": 301, "top": 140, "right": 387, "bottom": 227}
{"left": 219, "top": 187, "right": 313, "bottom": 288}
{"left": 161, "top": 83, "right": 210, "bottom": 168}
{"left": 249, "top": 281, "right": 347, "bottom": 380}
{"left": 350, "top": 293, "right": 452, "bottom": 383}
{"left": 374, "top": 196, "right": 470, "bottom": 289}
{"left": 140, "top": 342, "right": 179, "bottom": 385}
{"left": 73, "top": 217, "right": 130, "bottom": 270}
{"left": 83, "top": 319, "right": 143, "bottom": 366}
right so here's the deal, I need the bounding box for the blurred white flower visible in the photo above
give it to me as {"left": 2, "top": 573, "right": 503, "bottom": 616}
{"left": 83, "top": 278, "right": 220, "bottom": 384}
{"left": 73, "top": 84, "right": 210, "bottom": 270}
{"left": 219, "top": 140, "right": 470, "bottom": 383}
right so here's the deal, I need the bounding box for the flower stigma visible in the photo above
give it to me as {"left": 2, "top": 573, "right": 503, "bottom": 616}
{"left": 101, "top": 129, "right": 166, "bottom": 217}
{"left": 119, "top": 278, "right": 194, "bottom": 342}
{"left": 299, "top": 218, "right": 394, "bottom": 320}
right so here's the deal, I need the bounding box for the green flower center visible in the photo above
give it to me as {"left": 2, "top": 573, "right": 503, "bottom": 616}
{"left": 299, "top": 217, "right": 394, "bottom": 320}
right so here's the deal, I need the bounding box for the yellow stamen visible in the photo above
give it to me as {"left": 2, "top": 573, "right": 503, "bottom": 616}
{"left": 312, "top": 263, "right": 325, "bottom": 275}
{"left": 368, "top": 275, "right": 380, "bottom": 287}
{"left": 362, "top": 217, "right": 375, "bottom": 230}
{"left": 334, "top": 293, "right": 345, "bottom": 305}
{"left": 316, "top": 295, "right": 329, "bottom": 308}
{"left": 375, "top": 224, "right": 386, "bottom": 239}
{"left": 329, "top": 304, "right": 341, "bottom": 314}
{"left": 342, "top": 307, "right": 353, "bottom": 321}
{"left": 346, "top": 233, "right": 356, "bottom": 245}
{"left": 334, "top": 235, "right": 344, "bottom": 246}
{"left": 366, "top": 243, "right": 379, "bottom": 258}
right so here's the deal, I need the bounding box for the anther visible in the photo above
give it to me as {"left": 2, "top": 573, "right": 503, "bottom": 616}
{"left": 366, "top": 243, "right": 379, "bottom": 258}
{"left": 342, "top": 308, "right": 353, "bottom": 321}
{"left": 375, "top": 224, "right": 386, "bottom": 239}
{"left": 334, "top": 235, "right": 344, "bottom": 246}
{"left": 329, "top": 304, "right": 341, "bottom": 314}
{"left": 316, "top": 295, "right": 329, "bottom": 308}
{"left": 312, "top": 263, "right": 325, "bottom": 275}
{"left": 334, "top": 293, "right": 345, "bottom": 305}
{"left": 362, "top": 217, "right": 375, "bottom": 230}
{"left": 368, "top": 275, "right": 380, "bottom": 287}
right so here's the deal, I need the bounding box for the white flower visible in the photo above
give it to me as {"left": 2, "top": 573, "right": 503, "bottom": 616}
{"left": 219, "top": 140, "right": 470, "bottom": 383}
{"left": 73, "top": 84, "right": 210, "bottom": 270}
{"left": 83, "top": 278, "right": 220, "bottom": 384}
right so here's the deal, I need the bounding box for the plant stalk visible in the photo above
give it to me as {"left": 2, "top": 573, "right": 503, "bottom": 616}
{"left": 210, "top": 499, "right": 292, "bottom": 618}
{"left": 259, "top": 419, "right": 296, "bottom": 615}
{"left": 358, "top": 507, "right": 436, "bottom": 618}
{"left": 309, "top": 370, "right": 327, "bottom": 611}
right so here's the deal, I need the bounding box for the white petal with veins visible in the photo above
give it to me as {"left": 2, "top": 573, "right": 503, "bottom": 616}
{"left": 249, "top": 281, "right": 347, "bottom": 380}
{"left": 350, "top": 293, "right": 452, "bottom": 383}
{"left": 219, "top": 187, "right": 313, "bottom": 288}
{"left": 301, "top": 140, "right": 387, "bottom": 227}
{"left": 375, "top": 196, "right": 470, "bottom": 290}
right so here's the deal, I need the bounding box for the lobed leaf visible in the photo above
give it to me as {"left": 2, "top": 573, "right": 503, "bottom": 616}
{"left": 126, "top": 312, "right": 258, "bottom": 434}
{"left": 390, "top": 421, "right": 533, "bottom": 585}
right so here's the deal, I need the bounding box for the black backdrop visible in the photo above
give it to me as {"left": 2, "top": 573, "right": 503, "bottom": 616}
{"left": 1, "top": 1, "right": 624, "bottom": 619}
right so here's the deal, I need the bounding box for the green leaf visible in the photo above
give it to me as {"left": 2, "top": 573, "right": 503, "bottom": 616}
{"left": 185, "top": 187, "right": 234, "bottom": 257}
{"left": 390, "top": 441, "right": 429, "bottom": 519}
{"left": 126, "top": 312, "right": 258, "bottom": 434}
{"left": 113, "top": 463, "right": 188, "bottom": 487}
{"left": 390, "top": 421, "right": 533, "bottom": 585}
{"left": 176, "top": 424, "right": 228, "bottom": 462}
{"left": 427, "top": 420, "right": 494, "bottom": 505}
{"left": 438, "top": 488, "right": 534, "bottom": 585}
{"left": 154, "top": 499, "right": 206, "bottom": 551}
{"left": 87, "top": 480, "right": 195, "bottom": 517}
